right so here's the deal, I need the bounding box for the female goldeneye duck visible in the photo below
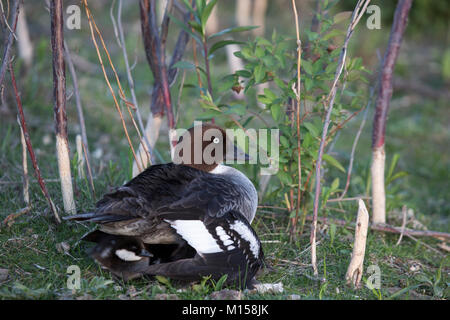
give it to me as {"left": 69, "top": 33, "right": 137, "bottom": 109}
{"left": 65, "top": 124, "right": 264, "bottom": 288}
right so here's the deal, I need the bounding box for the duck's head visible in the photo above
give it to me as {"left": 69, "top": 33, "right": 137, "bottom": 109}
{"left": 173, "top": 123, "right": 249, "bottom": 172}
{"left": 113, "top": 238, "right": 153, "bottom": 262}
{"left": 89, "top": 235, "right": 153, "bottom": 263}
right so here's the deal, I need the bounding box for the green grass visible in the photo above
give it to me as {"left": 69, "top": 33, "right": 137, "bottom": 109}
{"left": 0, "top": 176, "right": 448, "bottom": 300}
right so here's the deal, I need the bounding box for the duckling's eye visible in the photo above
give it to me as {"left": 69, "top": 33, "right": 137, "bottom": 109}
{"left": 213, "top": 137, "right": 220, "bottom": 144}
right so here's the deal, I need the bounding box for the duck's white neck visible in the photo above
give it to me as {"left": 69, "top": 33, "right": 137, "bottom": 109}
{"left": 210, "top": 164, "right": 231, "bottom": 175}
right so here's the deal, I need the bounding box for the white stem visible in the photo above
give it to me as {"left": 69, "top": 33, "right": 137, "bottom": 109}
{"left": 252, "top": 0, "right": 268, "bottom": 36}
{"left": 345, "top": 199, "right": 369, "bottom": 288}
{"left": 56, "top": 134, "right": 76, "bottom": 214}
{"left": 19, "top": 120, "right": 29, "bottom": 205}
{"left": 76, "top": 134, "right": 85, "bottom": 179}
{"left": 16, "top": 3, "right": 33, "bottom": 68}
{"left": 236, "top": 0, "right": 252, "bottom": 27}
{"left": 371, "top": 146, "right": 386, "bottom": 224}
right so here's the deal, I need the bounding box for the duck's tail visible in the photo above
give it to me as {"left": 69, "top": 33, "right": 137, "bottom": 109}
{"left": 63, "top": 212, "right": 132, "bottom": 223}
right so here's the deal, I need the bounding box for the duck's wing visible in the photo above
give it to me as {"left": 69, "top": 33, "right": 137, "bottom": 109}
{"left": 64, "top": 163, "right": 199, "bottom": 224}
{"left": 149, "top": 210, "right": 264, "bottom": 288}
{"left": 63, "top": 185, "right": 152, "bottom": 223}
{"left": 157, "top": 174, "right": 244, "bottom": 219}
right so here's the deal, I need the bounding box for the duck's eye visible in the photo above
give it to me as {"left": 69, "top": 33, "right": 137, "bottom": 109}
{"left": 213, "top": 137, "right": 220, "bottom": 144}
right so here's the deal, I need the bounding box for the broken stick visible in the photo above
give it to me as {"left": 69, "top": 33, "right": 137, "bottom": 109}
{"left": 345, "top": 199, "right": 369, "bottom": 288}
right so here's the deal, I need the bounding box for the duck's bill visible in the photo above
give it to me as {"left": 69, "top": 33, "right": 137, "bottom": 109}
{"left": 139, "top": 248, "right": 153, "bottom": 258}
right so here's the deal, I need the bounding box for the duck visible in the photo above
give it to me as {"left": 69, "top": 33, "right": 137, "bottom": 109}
{"left": 65, "top": 123, "right": 265, "bottom": 288}
{"left": 83, "top": 230, "right": 153, "bottom": 281}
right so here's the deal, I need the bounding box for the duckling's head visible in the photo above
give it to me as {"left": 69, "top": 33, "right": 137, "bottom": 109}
{"left": 173, "top": 123, "right": 249, "bottom": 172}
{"left": 89, "top": 235, "right": 153, "bottom": 263}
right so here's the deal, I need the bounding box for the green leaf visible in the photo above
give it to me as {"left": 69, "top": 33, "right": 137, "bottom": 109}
{"left": 155, "top": 275, "right": 171, "bottom": 287}
{"left": 201, "top": 0, "right": 218, "bottom": 33}
{"left": 331, "top": 177, "right": 340, "bottom": 191}
{"left": 323, "top": 154, "right": 345, "bottom": 173}
{"left": 280, "top": 135, "right": 289, "bottom": 148}
{"left": 209, "top": 40, "right": 244, "bottom": 56}
{"left": 188, "top": 20, "right": 203, "bottom": 34}
{"left": 172, "top": 60, "right": 195, "bottom": 70}
{"left": 181, "top": 0, "right": 196, "bottom": 17}
{"left": 224, "top": 104, "right": 246, "bottom": 116}
{"left": 263, "top": 88, "right": 277, "bottom": 100}
{"left": 214, "top": 274, "right": 228, "bottom": 291}
{"left": 386, "top": 171, "right": 408, "bottom": 185}
{"left": 168, "top": 12, "right": 202, "bottom": 44}
{"left": 387, "top": 284, "right": 422, "bottom": 300}
{"left": 303, "top": 122, "right": 318, "bottom": 137}
{"left": 257, "top": 95, "right": 272, "bottom": 105}
{"left": 323, "top": 29, "right": 346, "bottom": 41}
{"left": 208, "top": 26, "right": 258, "bottom": 40}
{"left": 302, "top": 60, "right": 313, "bottom": 75}
{"left": 254, "top": 64, "right": 265, "bottom": 82}
{"left": 387, "top": 153, "right": 400, "bottom": 181}
{"left": 305, "top": 78, "right": 314, "bottom": 91}
{"left": 270, "top": 104, "right": 281, "bottom": 121}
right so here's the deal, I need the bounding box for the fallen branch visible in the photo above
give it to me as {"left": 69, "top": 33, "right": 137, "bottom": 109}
{"left": 9, "top": 61, "right": 60, "bottom": 223}
{"left": 2, "top": 206, "right": 31, "bottom": 228}
{"left": 345, "top": 199, "right": 369, "bottom": 288}
{"left": 258, "top": 205, "right": 450, "bottom": 241}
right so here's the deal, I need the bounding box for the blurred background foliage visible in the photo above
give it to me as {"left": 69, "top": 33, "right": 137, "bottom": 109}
{"left": 0, "top": 0, "right": 448, "bottom": 227}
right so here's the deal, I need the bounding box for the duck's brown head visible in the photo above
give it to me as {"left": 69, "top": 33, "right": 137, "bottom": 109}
{"left": 173, "top": 123, "right": 249, "bottom": 172}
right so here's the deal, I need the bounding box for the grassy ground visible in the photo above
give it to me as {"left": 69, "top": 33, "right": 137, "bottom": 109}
{"left": 0, "top": 1, "right": 449, "bottom": 300}
{"left": 0, "top": 165, "right": 448, "bottom": 300}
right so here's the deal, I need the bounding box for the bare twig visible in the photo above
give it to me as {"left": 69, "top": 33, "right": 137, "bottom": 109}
{"left": 9, "top": 61, "right": 60, "bottom": 223}
{"left": 396, "top": 205, "right": 408, "bottom": 246}
{"left": 51, "top": 0, "right": 76, "bottom": 214}
{"left": 310, "top": 0, "right": 371, "bottom": 276}
{"left": 63, "top": 41, "right": 90, "bottom": 166}
{"left": 327, "top": 196, "right": 371, "bottom": 203}
{"left": 115, "top": 0, "right": 153, "bottom": 166}
{"left": 139, "top": 0, "right": 191, "bottom": 165}
{"left": 63, "top": 40, "right": 96, "bottom": 199}
{"left": 17, "top": 116, "right": 29, "bottom": 205}
{"left": 339, "top": 88, "right": 374, "bottom": 199}
{"left": 81, "top": 140, "right": 96, "bottom": 198}
{"left": 0, "top": 0, "right": 19, "bottom": 90}
{"left": 291, "top": 0, "right": 302, "bottom": 236}
{"left": 2, "top": 206, "right": 31, "bottom": 228}
{"left": 76, "top": 135, "right": 85, "bottom": 179}
{"left": 371, "top": 0, "right": 412, "bottom": 224}
{"left": 82, "top": 0, "right": 141, "bottom": 172}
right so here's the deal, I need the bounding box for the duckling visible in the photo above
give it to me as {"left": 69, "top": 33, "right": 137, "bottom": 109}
{"left": 65, "top": 123, "right": 264, "bottom": 288}
{"left": 83, "top": 231, "right": 153, "bottom": 281}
